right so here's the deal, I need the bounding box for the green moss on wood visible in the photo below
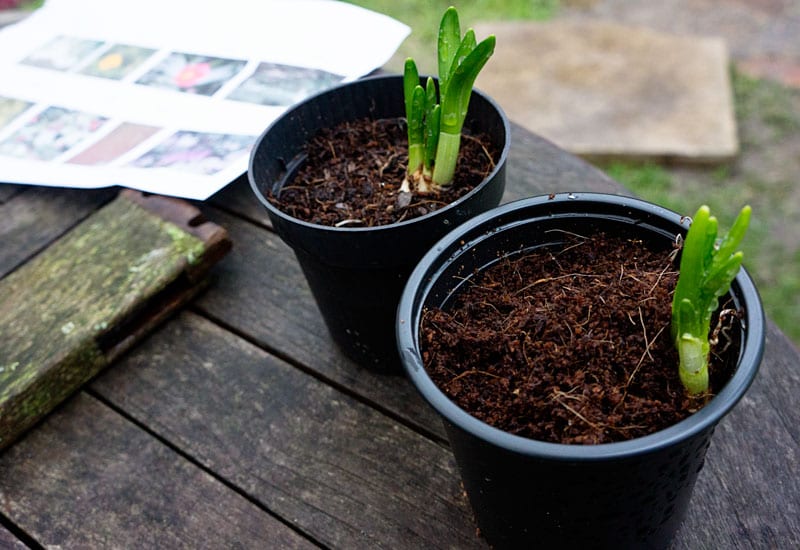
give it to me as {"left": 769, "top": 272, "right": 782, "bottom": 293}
{"left": 0, "top": 194, "right": 209, "bottom": 449}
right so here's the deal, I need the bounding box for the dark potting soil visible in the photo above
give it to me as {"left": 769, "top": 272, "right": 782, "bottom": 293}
{"left": 421, "top": 233, "right": 741, "bottom": 445}
{"left": 267, "top": 118, "right": 497, "bottom": 227}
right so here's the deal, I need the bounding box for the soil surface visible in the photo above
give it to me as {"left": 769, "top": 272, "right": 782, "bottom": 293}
{"left": 268, "top": 118, "right": 497, "bottom": 227}
{"left": 421, "top": 233, "right": 740, "bottom": 444}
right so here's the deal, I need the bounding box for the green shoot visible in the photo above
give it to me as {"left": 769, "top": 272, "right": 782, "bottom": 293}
{"left": 401, "top": 6, "right": 495, "bottom": 193}
{"left": 671, "top": 205, "right": 751, "bottom": 395}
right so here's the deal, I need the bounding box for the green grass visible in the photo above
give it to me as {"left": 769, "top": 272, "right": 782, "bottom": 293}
{"left": 344, "top": 0, "right": 558, "bottom": 73}
{"left": 733, "top": 70, "right": 799, "bottom": 140}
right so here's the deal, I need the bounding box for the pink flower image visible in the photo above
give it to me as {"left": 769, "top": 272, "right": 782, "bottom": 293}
{"left": 136, "top": 53, "right": 246, "bottom": 96}
{"left": 174, "top": 62, "right": 211, "bottom": 88}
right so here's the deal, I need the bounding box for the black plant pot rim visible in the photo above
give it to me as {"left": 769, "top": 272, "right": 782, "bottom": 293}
{"left": 397, "top": 192, "right": 765, "bottom": 462}
{"left": 248, "top": 74, "right": 510, "bottom": 235}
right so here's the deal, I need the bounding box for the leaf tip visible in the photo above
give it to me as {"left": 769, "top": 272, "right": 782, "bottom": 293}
{"left": 739, "top": 204, "right": 752, "bottom": 221}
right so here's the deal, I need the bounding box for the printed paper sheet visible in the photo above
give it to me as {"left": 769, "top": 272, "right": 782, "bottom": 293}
{"left": 0, "top": 0, "right": 409, "bottom": 199}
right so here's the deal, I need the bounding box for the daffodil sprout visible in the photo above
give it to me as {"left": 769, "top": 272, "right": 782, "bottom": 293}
{"left": 671, "top": 205, "right": 751, "bottom": 395}
{"left": 401, "top": 6, "right": 495, "bottom": 193}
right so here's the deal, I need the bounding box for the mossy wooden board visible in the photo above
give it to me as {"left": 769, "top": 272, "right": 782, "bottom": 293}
{"left": 0, "top": 190, "right": 230, "bottom": 451}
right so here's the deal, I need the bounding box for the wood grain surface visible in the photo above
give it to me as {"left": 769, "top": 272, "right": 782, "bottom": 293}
{"left": 0, "top": 187, "right": 114, "bottom": 279}
{"left": 0, "top": 392, "right": 313, "bottom": 549}
{"left": 0, "top": 184, "right": 22, "bottom": 204}
{"left": 0, "top": 121, "right": 797, "bottom": 549}
{"left": 91, "top": 312, "right": 484, "bottom": 548}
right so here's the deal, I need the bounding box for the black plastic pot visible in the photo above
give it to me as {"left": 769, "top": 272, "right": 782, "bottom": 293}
{"left": 249, "top": 75, "right": 509, "bottom": 372}
{"left": 397, "top": 193, "right": 765, "bottom": 549}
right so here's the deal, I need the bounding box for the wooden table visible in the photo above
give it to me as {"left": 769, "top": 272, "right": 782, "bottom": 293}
{"left": 0, "top": 125, "right": 798, "bottom": 549}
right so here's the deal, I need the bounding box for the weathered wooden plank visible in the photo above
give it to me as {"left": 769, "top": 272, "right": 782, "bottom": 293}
{"left": 193, "top": 206, "right": 446, "bottom": 437}
{"left": 0, "top": 186, "right": 115, "bottom": 279}
{"left": 672, "top": 330, "right": 800, "bottom": 548}
{"left": 504, "top": 123, "right": 624, "bottom": 201}
{"left": 0, "top": 524, "right": 27, "bottom": 549}
{"left": 91, "top": 312, "right": 487, "bottom": 549}
{"left": 0, "top": 184, "right": 22, "bottom": 204}
{"left": 0, "top": 392, "right": 314, "bottom": 549}
{"left": 209, "top": 173, "right": 271, "bottom": 226}
{"left": 0, "top": 191, "right": 230, "bottom": 450}
{"left": 758, "top": 320, "right": 800, "bottom": 445}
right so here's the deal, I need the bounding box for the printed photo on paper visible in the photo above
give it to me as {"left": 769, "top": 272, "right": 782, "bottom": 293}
{"left": 0, "top": 96, "right": 34, "bottom": 127}
{"left": 227, "top": 62, "right": 344, "bottom": 106}
{"left": 0, "top": 106, "right": 108, "bottom": 161}
{"left": 136, "top": 53, "right": 247, "bottom": 96}
{"left": 79, "top": 44, "right": 158, "bottom": 80}
{"left": 20, "top": 35, "right": 105, "bottom": 71}
{"left": 129, "top": 130, "right": 253, "bottom": 175}
{"left": 68, "top": 122, "right": 161, "bottom": 165}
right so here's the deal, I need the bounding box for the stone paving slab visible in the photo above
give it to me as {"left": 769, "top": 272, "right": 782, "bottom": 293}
{"left": 560, "top": 0, "right": 790, "bottom": 55}
{"left": 559, "top": 0, "right": 800, "bottom": 89}
{"left": 474, "top": 20, "right": 738, "bottom": 163}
